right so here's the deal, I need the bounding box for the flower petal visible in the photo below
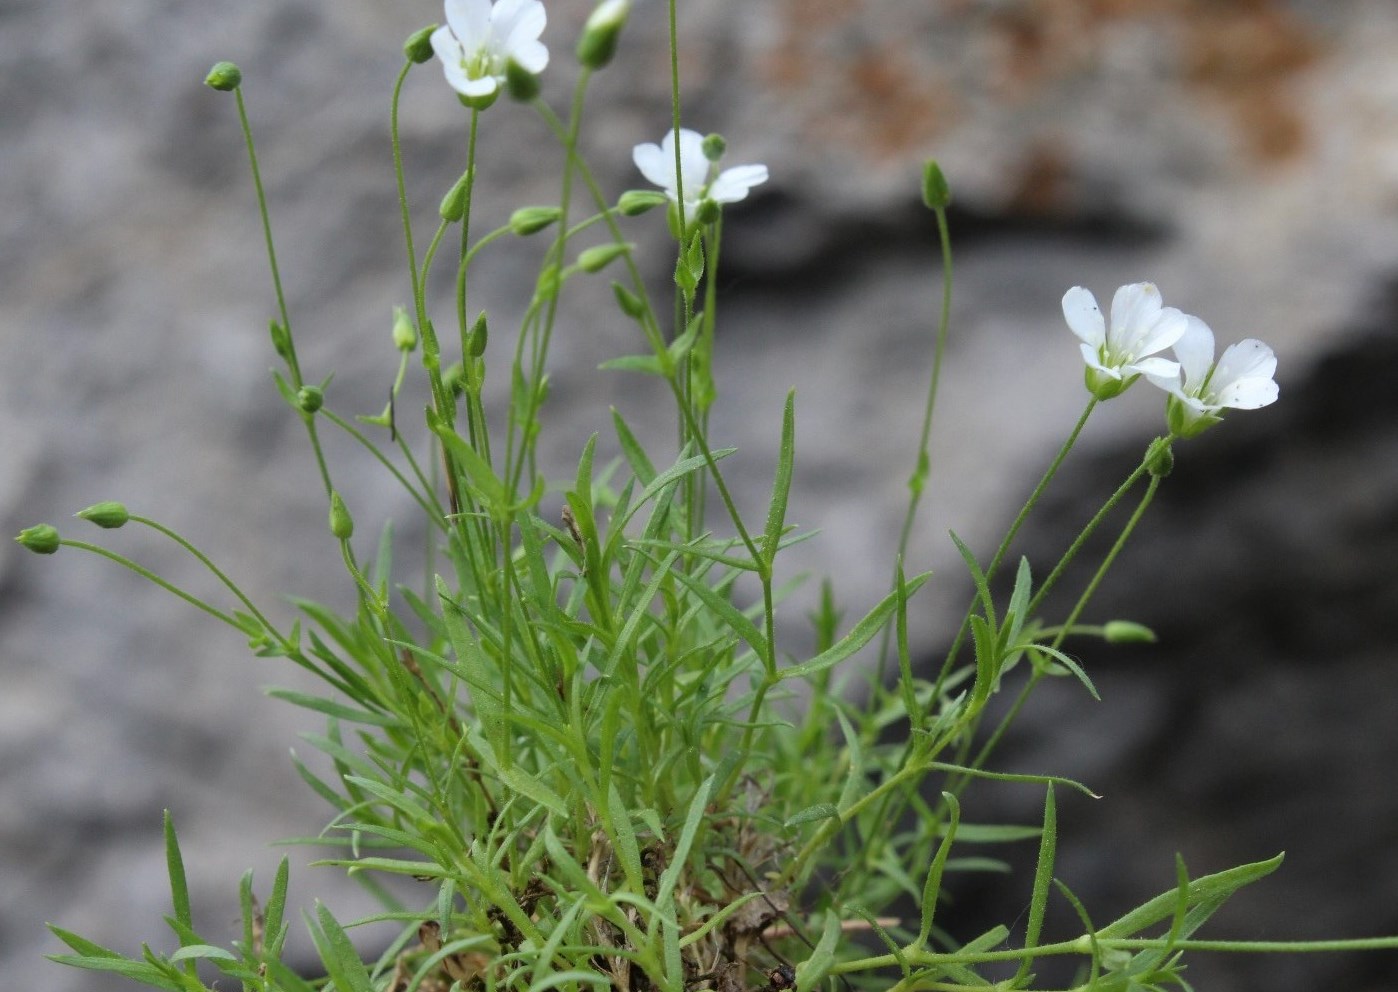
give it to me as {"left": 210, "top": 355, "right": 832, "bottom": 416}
{"left": 674, "top": 129, "right": 710, "bottom": 201}
{"left": 1127, "top": 355, "right": 1181, "bottom": 380}
{"left": 1213, "top": 338, "right": 1277, "bottom": 390}
{"left": 632, "top": 141, "right": 675, "bottom": 194}
{"left": 445, "top": 0, "right": 492, "bottom": 48}
{"left": 707, "top": 163, "right": 768, "bottom": 203}
{"left": 1108, "top": 282, "right": 1161, "bottom": 348}
{"left": 1216, "top": 375, "right": 1279, "bottom": 410}
{"left": 1171, "top": 316, "right": 1216, "bottom": 391}
{"left": 1130, "top": 305, "right": 1188, "bottom": 363}
{"left": 1080, "top": 341, "right": 1115, "bottom": 375}
{"left": 496, "top": 0, "right": 548, "bottom": 63}
{"left": 1062, "top": 287, "right": 1105, "bottom": 347}
{"left": 509, "top": 38, "right": 549, "bottom": 73}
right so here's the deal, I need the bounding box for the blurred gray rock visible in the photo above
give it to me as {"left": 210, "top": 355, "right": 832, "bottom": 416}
{"left": 3, "top": 1, "right": 1396, "bottom": 989}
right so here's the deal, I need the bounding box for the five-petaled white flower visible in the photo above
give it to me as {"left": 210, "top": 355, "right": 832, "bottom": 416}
{"left": 1062, "top": 282, "right": 1188, "bottom": 400}
{"left": 431, "top": 0, "right": 548, "bottom": 106}
{"left": 1146, "top": 316, "right": 1278, "bottom": 437}
{"left": 632, "top": 128, "right": 768, "bottom": 219}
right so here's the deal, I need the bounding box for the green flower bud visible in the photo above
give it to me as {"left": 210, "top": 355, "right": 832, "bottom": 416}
{"left": 535, "top": 264, "right": 561, "bottom": 301}
{"left": 505, "top": 58, "right": 541, "bottom": 102}
{"left": 921, "top": 159, "right": 952, "bottom": 209}
{"left": 204, "top": 61, "right": 242, "bottom": 92}
{"left": 617, "top": 189, "right": 668, "bottom": 216}
{"left": 509, "top": 206, "right": 563, "bottom": 236}
{"left": 439, "top": 168, "right": 473, "bottom": 222}
{"left": 269, "top": 319, "right": 292, "bottom": 361}
{"left": 576, "top": 0, "right": 630, "bottom": 70}
{"left": 296, "top": 385, "right": 324, "bottom": 414}
{"left": 578, "top": 242, "right": 632, "bottom": 273}
{"left": 328, "top": 492, "right": 354, "bottom": 541}
{"left": 1145, "top": 435, "right": 1174, "bottom": 478}
{"left": 611, "top": 281, "right": 646, "bottom": 319}
{"left": 16, "top": 524, "right": 60, "bottom": 554}
{"left": 1104, "top": 620, "right": 1158, "bottom": 644}
{"left": 442, "top": 361, "right": 466, "bottom": 397}
{"left": 392, "top": 306, "right": 418, "bottom": 352}
{"left": 403, "top": 24, "right": 437, "bottom": 64}
{"left": 76, "top": 502, "right": 130, "bottom": 529}
{"left": 468, "top": 312, "right": 489, "bottom": 357}
{"left": 701, "top": 133, "right": 727, "bottom": 163}
{"left": 695, "top": 198, "right": 722, "bottom": 225}
{"left": 456, "top": 88, "right": 500, "bottom": 112}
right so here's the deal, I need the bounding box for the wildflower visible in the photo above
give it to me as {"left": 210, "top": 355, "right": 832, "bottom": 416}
{"left": 1062, "top": 282, "right": 1187, "bottom": 401}
{"left": 632, "top": 128, "right": 768, "bottom": 222}
{"left": 1147, "top": 316, "right": 1278, "bottom": 438}
{"left": 430, "top": 0, "right": 548, "bottom": 108}
{"left": 577, "top": 0, "right": 631, "bottom": 70}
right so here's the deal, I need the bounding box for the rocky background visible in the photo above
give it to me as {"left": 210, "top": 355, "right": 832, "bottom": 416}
{"left": 3, "top": 1, "right": 1397, "bottom": 989}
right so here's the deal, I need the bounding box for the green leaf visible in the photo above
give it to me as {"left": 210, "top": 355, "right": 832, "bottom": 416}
{"left": 306, "top": 902, "right": 374, "bottom": 992}
{"left": 785, "top": 803, "right": 839, "bottom": 828}
{"left": 777, "top": 572, "right": 932, "bottom": 681}
{"left": 599, "top": 353, "right": 666, "bottom": 376}
{"left": 761, "top": 390, "right": 796, "bottom": 570}
{"left": 1031, "top": 644, "right": 1101, "bottom": 701}
{"left": 656, "top": 776, "right": 713, "bottom": 910}
{"left": 794, "top": 911, "right": 843, "bottom": 991}
{"left": 161, "top": 811, "right": 194, "bottom": 951}
{"left": 607, "top": 781, "right": 645, "bottom": 896}
{"left": 1014, "top": 784, "right": 1057, "bottom": 985}
{"left": 169, "top": 944, "right": 238, "bottom": 964}
{"left": 45, "top": 952, "right": 183, "bottom": 990}
{"left": 264, "top": 688, "right": 397, "bottom": 727}
{"left": 1097, "top": 853, "right": 1285, "bottom": 940}
{"left": 917, "top": 792, "right": 959, "bottom": 946}
{"left": 950, "top": 531, "right": 995, "bottom": 631}
{"left": 611, "top": 408, "right": 658, "bottom": 486}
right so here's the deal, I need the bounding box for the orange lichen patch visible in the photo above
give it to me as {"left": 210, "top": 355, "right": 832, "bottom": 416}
{"left": 835, "top": 46, "right": 959, "bottom": 158}
{"left": 1005, "top": 140, "right": 1075, "bottom": 217}
{"left": 1178, "top": 0, "right": 1322, "bottom": 162}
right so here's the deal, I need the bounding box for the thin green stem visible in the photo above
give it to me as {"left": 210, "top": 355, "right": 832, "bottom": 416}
{"left": 58, "top": 540, "right": 241, "bottom": 630}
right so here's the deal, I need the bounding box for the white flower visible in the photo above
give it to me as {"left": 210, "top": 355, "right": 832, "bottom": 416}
{"left": 632, "top": 128, "right": 768, "bottom": 217}
{"left": 431, "top": 0, "right": 548, "bottom": 105}
{"left": 1147, "top": 316, "right": 1278, "bottom": 437}
{"left": 1062, "top": 282, "right": 1188, "bottom": 400}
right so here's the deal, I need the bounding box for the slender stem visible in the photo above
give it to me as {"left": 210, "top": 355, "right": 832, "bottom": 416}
{"left": 875, "top": 203, "right": 954, "bottom": 688}
{"left": 58, "top": 540, "right": 241, "bottom": 630}
{"left": 129, "top": 515, "right": 285, "bottom": 642}
{"left": 390, "top": 60, "right": 420, "bottom": 309}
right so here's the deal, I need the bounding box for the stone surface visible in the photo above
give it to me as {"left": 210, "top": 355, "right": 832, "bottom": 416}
{"left": 3, "top": 1, "right": 1397, "bottom": 989}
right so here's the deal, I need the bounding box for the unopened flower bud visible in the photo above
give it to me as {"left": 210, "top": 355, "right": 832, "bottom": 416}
{"left": 468, "top": 312, "right": 489, "bottom": 356}
{"left": 617, "top": 189, "right": 668, "bottom": 216}
{"left": 921, "top": 159, "right": 952, "bottom": 209}
{"left": 505, "top": 59, "right": 541, "bottom": 101}
{"left": 442, "top": 362, "right": 466, "bottom": 397}
{"left": 1104, "top": 620, "right": 1157, "bottom": 644}
{"left": 1145, "top": 435, "right": 1174, "bottom": 478}
{"left": 269, "top": 319, "right": 292, "bottom": 361}
{"left": 328, "top": 492, "right": 354, "bottom": 540}
{"left": 296, "top": 385, "right": 324, "bottom": 414}
{"left": 612, "top": 281, "right": 645, "bottom": 319}
{"left": 204, "top": 61, "right": 242, "bottom": 92}
{"left": 509, "top": 206, "right": 562, "bottom": 236}
{"left": 403, "top": 25, "right": 437, "bottom": 64}
{"left": 578, "top": 242, "right": 632, "bottom": 273}
{"left": 16, "top": 524, "right": 60, "bottom": 555}
{"left": 439, "top": 168, "right": 473, "bottom": 222}
{"left": 76, "top": 502, "right": 130, "bottom": 529}
{"left": 701, "top": 133, "right": 727, "bottom": 163}
{"left": 577, "top": 0, "right": 630, "bottom": 70}
{"left": 392, "top": 306, "right": 418, "bottom": 352}
{"left": 695, "top": 198, "right": 721, "bottom": 225}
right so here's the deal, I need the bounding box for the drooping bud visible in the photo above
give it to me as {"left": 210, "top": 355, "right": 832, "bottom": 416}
{"left": 439, "top": 168, "right": 473, "bottom": 222}
{"left": 328, "top": 492, "right": 354, "bottom": 541}
{"left": 576, "top": 0, "right": 630, "bottom": 70}
{"left": 509, "top": 206, "right": 563, "bottom": 236}
{"left": 617, "top": 189, "right": 668, "bottom": 216}
{"left": 442, "top": 362, "right": 466, "bottom": 397}
{"left": 578, "top": 242, "right": 632, "bottom": 274}
{"left": 204, "top": 61, "right": 242, "bottom": 92}
{"left": 76, "top": 502, "right": 130, "bottom": 529}
{"left": 694, "top": 198, "right": 722, "bottom": 225}
{"left": 505, "top": 58, "right": 541, "bottom": 101}
{"left": 1145, "top": 435, "right": 1174, "bottom": 478}
{"left": 392, "top": 306, "right": 418, "bottom": 352}
{"left": 1104, "top": 620, "right": 1158, "bottom": 644}
{"left": 701, "top": 133, "right": 727, "bottom": 163}
{"left": 403, "top": 25, "right": 437, "bottom": 64}
{"left": 296, "top": 385, "right": 324, "bottom": 414}
{"left": 921, "top": 159, "right": 952, "bottom": 210}
{"left": 16, "top": 524, "right": 60, "bottom": 555}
